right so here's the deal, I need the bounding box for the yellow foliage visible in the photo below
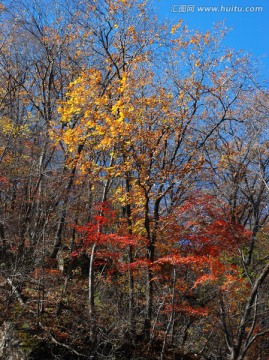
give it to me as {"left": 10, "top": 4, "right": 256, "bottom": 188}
{"left": 0, "top": 117, "right": 29, "bottom": 138}
{"left": 171, "top": 20, "right": 183, "bottom": 35}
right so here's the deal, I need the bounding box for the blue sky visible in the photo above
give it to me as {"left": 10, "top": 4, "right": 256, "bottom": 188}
{"left": 155, "top": 0, "right": 268, "bottom": 73}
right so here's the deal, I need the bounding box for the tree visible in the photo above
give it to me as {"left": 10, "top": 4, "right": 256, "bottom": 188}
{"left": 54, "top": 21, "right": 260, "bottom": 341}
{"left": 1, "top": 0, "right": 269, "bottom": 358}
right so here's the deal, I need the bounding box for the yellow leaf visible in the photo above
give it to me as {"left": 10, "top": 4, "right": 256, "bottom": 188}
{"left": 171, "top": 20, "right": 183, "bottom": 35}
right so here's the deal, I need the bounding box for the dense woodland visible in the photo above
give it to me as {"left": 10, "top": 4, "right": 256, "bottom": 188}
{"left": 0, "top": 0, "right": 269, "bottom": 359}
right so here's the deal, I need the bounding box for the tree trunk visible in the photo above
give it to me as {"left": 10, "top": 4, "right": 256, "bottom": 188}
{"left": 89, "top": 243, "right": 96, "bottom": 338}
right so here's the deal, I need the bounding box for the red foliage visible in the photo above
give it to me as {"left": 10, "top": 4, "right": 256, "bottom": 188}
{"left": 72, "top": 195, "right": 251, "bottom": 319}
{"left": 162, "top": 193, "right": 251, "bottom": 256}
{"left": 72, "top": 202, "right": 147, "bottom": 276}
{"left": 153, "top": 193, "right": 251, "bottom": 318}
